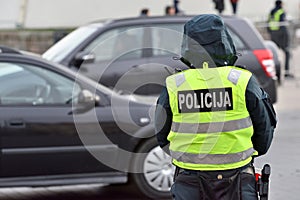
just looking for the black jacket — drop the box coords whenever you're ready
[155,74,276,156]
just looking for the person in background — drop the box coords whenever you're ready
[140,8,150,17]
[173,0,184,15]
[268,0,293,78]
[213,0,225,14]
[165,5,176,16]
[230,0,239,15]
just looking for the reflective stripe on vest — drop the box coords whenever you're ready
[170,147,255,165]
[171,116,252,133]
[269,9,284,31]
[166,66,256,171]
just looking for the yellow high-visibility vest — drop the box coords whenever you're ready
[269,9,284,31]
[166,66,257,171]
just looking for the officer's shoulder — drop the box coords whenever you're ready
[166,68,185,82]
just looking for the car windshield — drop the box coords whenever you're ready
[43,25,99,62]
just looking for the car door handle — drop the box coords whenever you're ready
[7,119,26,128]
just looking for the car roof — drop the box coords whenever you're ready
[90,15,241,26]
[104,14,235,21]
[0,46,22,54]
[88,15,265,50]
[0,46,100,88]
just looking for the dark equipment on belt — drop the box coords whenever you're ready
[257,164,271,200]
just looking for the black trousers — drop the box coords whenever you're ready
[269,29,290,72]
[231,2,238,14]
[283,47,290,72]
[171,166,258,200]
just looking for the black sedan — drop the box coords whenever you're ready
[43,15,278,103]
[0,46,173,199]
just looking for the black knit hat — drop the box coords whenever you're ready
[181,14,237,68]
[275,0,282,6]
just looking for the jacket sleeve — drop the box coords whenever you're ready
[280,11,286,22]
[246,76,277,156]
[155,87,172,153]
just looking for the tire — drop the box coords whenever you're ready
[130,137,174,199]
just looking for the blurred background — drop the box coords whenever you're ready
[1,0,300,54]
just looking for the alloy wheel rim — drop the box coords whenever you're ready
[143,146,175,192]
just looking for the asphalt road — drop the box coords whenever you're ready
[254,46,300,200]
[0,48,300,200]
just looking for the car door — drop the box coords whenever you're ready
[0,60,118,178]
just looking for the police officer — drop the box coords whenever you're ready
[155,14,277,200]
[268,0,292,78]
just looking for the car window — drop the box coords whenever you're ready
[0,62,81,105]
[43,26,99,62]
[227,28,246,50]
[151,24,183,56]
[150,23,246,55]
[83,26,144,62]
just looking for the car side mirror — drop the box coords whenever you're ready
[73,51,95,68]
[70,90,100,114]
[78,89,100,104]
